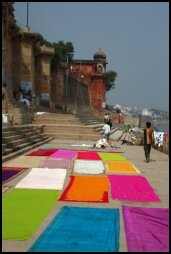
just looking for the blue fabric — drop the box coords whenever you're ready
[29,206,120,252]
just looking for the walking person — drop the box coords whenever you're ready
[103,120,111,142]
[143,121,154,163]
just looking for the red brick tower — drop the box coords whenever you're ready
[69,49,107,110]
[91,49,107,109]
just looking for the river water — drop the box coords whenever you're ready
[153,122,169,133]
[140,117,169,134]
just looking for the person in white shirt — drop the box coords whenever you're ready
[103,121,111,141]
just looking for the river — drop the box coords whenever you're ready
[153,121,169,133]
[140,117,169,134]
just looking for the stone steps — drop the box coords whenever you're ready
[32,110,103,141]
[34,113,78,120]
[2,125,53,160]
[35,119,81,125]
[44,132,101,141]
[43,124,100,133]
[2,137,53,163]
[32,109,125,141]
[7,102,34,125]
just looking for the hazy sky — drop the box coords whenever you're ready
[14,2,169,111]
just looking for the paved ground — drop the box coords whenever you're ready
[2,138,169,252]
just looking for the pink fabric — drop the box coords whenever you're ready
[26,149,58,156]
[123,206,169,252]
[77,152,101,160]
[109,175,160,202]
[40,159,71,169]
[49,150,77,159]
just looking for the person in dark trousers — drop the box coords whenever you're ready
[103,120,111,141]
[143,121,154,163]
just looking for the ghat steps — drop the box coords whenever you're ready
[2,125,53,163]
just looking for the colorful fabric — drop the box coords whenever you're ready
[73,159,105,174]
[40,158,71,169]
[123,206,169,252]
[2,188,59,240]
[109,175,160,202]
[15,168,66,190]
[49,149,77,159]
[26,148,58,156]
[59,176,109,203]
[3,156,46,168]
[2,167,27,184]
[69,148,123,153]
[29,206,120,252]
[106,161,140,174]
[98,152,127,161]
[77,151,101,160]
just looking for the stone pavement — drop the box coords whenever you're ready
[2,139,169,252]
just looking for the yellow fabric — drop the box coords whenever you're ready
[106,161,140,174]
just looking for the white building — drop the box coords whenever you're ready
[142,108,152,117]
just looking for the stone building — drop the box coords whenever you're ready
[2,2,107,113]
[2,2,54,109]
[34,45,54,107]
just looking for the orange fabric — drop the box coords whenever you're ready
[106,161,140,174]
[59,176,109,202]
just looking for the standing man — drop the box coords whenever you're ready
[143,122,154,163]
[103,120,111,142]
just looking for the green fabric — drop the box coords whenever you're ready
[2,188,59,240]
[98,152,127,161]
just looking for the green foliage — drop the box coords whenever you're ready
[102,70,117,92]
[37,33,53,48]
[35,34,74,71]
[51,41,74,70]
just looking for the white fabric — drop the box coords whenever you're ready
[71,144,92,147]
[15,168,66,190]
[154,131,158,145]
[95,138,109,148]
[73,159,105,174]
[154,131,164,147]
[36,112,45,115]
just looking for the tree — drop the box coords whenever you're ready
[37,33,53,48]
[35,35,74,71]
[51,41,74,70]
[102,70,117,92]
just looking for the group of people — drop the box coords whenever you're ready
[13,86,35,109]
[2,82,35,109]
